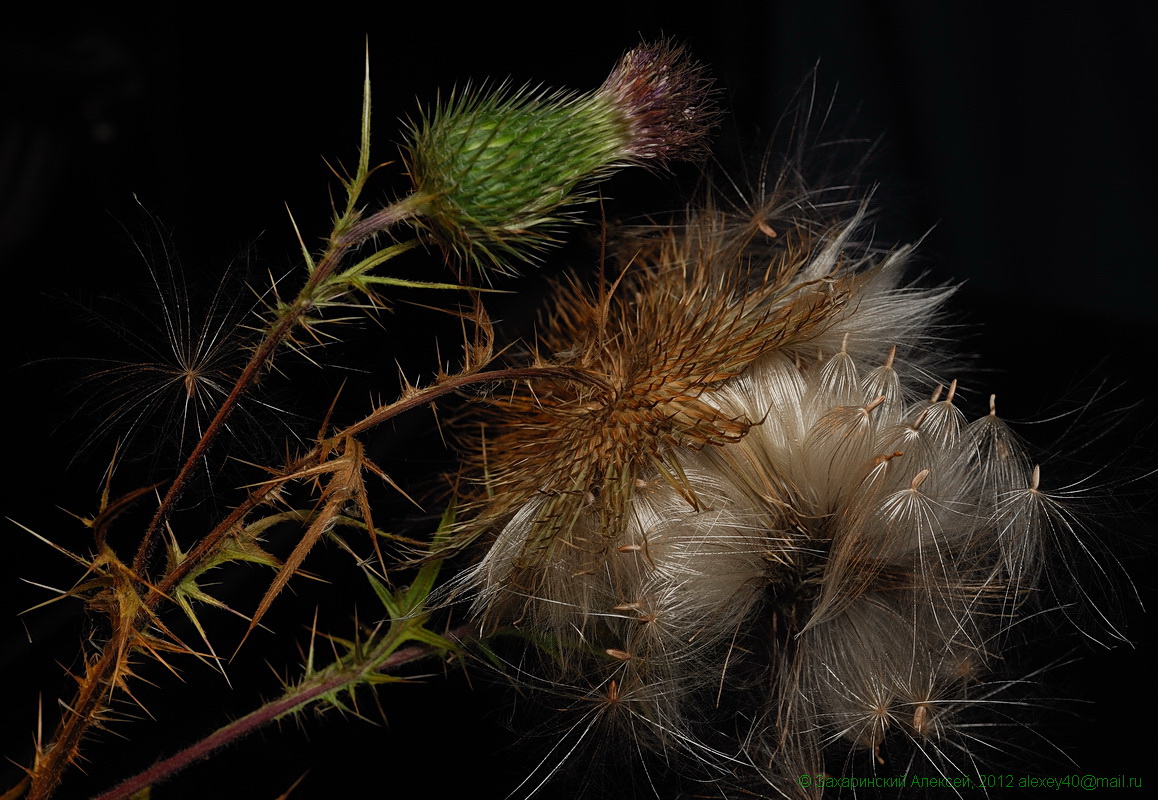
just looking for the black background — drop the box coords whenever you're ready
[3,4,1155,798]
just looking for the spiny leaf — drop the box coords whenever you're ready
[398,626,457,652]
[242,439,366,645]
[284,206,316,275]
[336,239,422,280]
[365,571,400,619]
[354,44,373,205]
[349,275,481,291]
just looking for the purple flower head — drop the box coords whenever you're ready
[597,39,719,167]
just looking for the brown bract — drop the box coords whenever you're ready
[462,207,861,609]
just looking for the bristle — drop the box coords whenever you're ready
[452,169,1092,795]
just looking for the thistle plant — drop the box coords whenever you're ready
[2,35,1134,800]
[5,41,717,800]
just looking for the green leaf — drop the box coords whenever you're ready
[365,570,400,619]
[337,239,423,280]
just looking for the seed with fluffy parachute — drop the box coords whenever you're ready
[450,184,1093,794]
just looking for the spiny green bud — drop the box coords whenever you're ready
[404,40,717,276]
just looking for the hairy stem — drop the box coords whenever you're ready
[131,197,420,575]
[90,623,478,800]
[29,363,592,800]
[153,365,595,600]
[32,201,425,800]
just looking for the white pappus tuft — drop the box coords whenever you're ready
[448,163,1102,797]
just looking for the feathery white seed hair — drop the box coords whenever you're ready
[454,187,1076,796]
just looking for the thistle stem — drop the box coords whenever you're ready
[131,198,419,576]
[30,363,595,800]
[89,624,477,800]
[153,365,600,597]
[337,194,425,245]
[32,200,423,800]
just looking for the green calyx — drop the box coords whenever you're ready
[404,86,632,276]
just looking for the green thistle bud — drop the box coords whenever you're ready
[404,41,717,276]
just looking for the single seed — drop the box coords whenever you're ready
[912,703,930,735]
[911,469,931,491]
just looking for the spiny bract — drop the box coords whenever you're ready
[404,40,716,277]
[454,175,1079,796]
